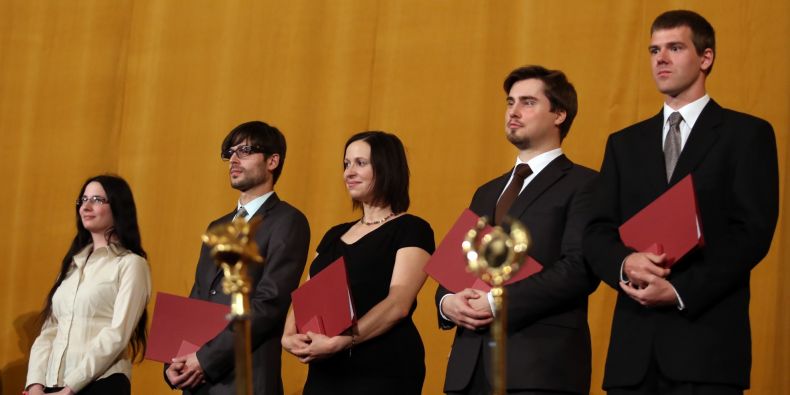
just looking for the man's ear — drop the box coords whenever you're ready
[266,153,280,172]
[554,110,567,126]
[700,47,714,73]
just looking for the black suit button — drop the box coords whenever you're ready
[210,289,217,295]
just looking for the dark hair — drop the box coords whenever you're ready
[39,174,148,363]
[344,131,410,213]
[221,121,287,184]
[503,65,578,141]
[651,10,716,75]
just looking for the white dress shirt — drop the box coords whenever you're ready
[26,244,151,392]
[662,94,710,151]
[236,191,274,220]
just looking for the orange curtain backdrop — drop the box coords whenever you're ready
[0,1,786,394]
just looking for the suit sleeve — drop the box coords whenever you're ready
[506,174,600,331]
[197,209,310,382]
[583,135,636,289]
[671,120,778,318]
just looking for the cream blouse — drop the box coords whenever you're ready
[26,244,151,392]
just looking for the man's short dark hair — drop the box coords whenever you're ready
[222,120,286,184]
[344,131,410,214]
[503,65,578,141]
[651,10,716,75]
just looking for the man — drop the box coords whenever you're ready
[165,121,310,394]
[436,65,599,395]
[584,10,778,395]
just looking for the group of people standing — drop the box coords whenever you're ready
[24,10,778,395]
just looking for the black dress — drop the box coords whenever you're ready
[302,214,435,395]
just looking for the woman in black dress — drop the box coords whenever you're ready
[282,131,434,394]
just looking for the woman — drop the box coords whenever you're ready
[282,131,434,394]
[25,175,151,395]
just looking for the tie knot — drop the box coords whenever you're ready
[513,164,533,180]
[668,111,683,128]
[235,207,249,221]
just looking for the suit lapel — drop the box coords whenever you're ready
[507,155,572,219]
[636,111,669,195]
[670,100,722,184]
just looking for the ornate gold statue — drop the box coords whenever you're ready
[463,216,531,395]
[201,216,264,395]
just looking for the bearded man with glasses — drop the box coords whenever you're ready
[164,120,311,395]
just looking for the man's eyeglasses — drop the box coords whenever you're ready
[77,196,109,206]
[221,145,265,161]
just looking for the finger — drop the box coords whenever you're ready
[619,281,639,298]
[170,369,193,386]
[181,371,203,389]
[459,304,494,319]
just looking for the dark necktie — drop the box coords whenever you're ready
[664,111,683,181]
[495,164,533,225]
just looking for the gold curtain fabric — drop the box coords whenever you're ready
[1,1,786,394]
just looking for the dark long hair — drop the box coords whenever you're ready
[39,174,149,362]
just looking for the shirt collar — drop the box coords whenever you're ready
[514,148,563,176]
[237,191,274,219]
[72,243,125,268]
[663,94,710,130]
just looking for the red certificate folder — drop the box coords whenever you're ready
[291,257,355,336]
[619,174,703,267]
[424,208,543,293]
[145,292,229,363]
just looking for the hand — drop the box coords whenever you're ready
[623,252,670,288]
[297,332,352,363]
[169,352,205,389]
[441,288,494,330]
[281,332,312,359]
[50,387,75,395]
[619,279,678,307]
[26,384,45,395]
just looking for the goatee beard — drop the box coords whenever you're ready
[506,132,529,150]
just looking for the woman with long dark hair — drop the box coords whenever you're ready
[25,175,151,395]
[282,131,435,394]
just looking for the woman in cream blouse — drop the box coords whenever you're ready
[25,175,151,395]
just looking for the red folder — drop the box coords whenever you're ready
[291,257,355,336]
[619,174,703,267]
[145,292,229,363]
[424,209,543,293]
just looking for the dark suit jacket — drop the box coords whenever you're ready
[583,100,779,390]
[179,193,310,395]
[436,154,599,394]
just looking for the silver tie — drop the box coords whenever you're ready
[233,207,249,222]
[664,111,683,181]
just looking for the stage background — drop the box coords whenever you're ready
[1,1,787,394]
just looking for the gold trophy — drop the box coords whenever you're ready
[462,216,530,395]
[202,216,264,395]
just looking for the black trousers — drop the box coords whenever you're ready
[446,352,579,395]
[607,355,742,395]
[44,373,130,395]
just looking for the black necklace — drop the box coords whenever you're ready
[360,212,396,226]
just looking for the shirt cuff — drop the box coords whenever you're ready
[439,293,452,321]
[620,256,630,284]
[487,292,496,317]
[671,284,686,310]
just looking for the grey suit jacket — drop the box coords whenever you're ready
[184,193,310,395]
